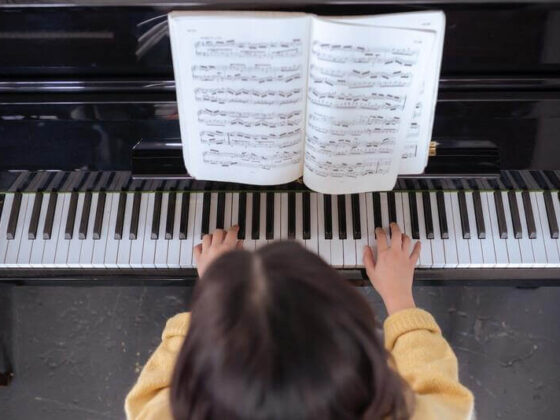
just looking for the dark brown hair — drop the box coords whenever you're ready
[171,241,411,420]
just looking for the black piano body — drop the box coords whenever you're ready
[2,1,560,285]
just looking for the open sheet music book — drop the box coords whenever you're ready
[169,11,445,194]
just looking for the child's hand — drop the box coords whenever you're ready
[363,223,421,315]
[194,226,243,277]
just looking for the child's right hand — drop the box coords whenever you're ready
[363,223,421,315]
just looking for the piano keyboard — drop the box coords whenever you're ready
[3,170,560,270]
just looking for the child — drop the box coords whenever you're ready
[125,224,474,419]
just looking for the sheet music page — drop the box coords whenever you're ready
[303,18,435,194]
[330,12,445,174]
[168,12,310,184]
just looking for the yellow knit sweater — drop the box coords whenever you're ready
[125,308,474,419]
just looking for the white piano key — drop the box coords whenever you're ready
[330,195,344,268]
[295,192,304,246]
[464,192,484,267]
[78,192,99,267]
[65,193,85,267]
[180,193,197,268]
[366,192,377,252]
[167,193,182,268]
[141,193,156,267]
[223,192,233,230]
[193,192,205,262]
[485,192,509,268]
[477,192,497,267]
[243,193,256,251]
[273,193,281,241]
[208,192,218,233]
[380,192,390,236]
[255,192,267,249]
[441,192,459,268]
[534,192,560,266]
[449,193,471,268]
[280,193,288,240]
[317,194,331,263]
[0,193,14,264]
[29,192,50,267]
[43,193,66,267]
[415,192,432,268]
[129,193,148,269]
[395,193,405,229]
[4,194,29,267]
[154,192,169,268]
[515,191,535,267]
[501,191,522,267]
[103,192,121,268]
[355,193,369,264]
[230,193,239,232]
[343,195,357,268]
[428,192,446,268]
[117,192,134,268]
[305,193,319,254]
[14,194,34,266]
[526,192,548,267]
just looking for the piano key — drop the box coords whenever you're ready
[243,192,256,251]
[44,193,68,267]
[272,193,281,242]
[78,191,92,239]
[29,192,50,267]
[323,195,333,240]
[302,191,311,240]
[78,192,99,267]
[515,191,535,266]
[114,192,126,239]
[521,191,537,239]
[484,192,508,268]
[91,191,115,267]
[551,190,560,240]
[167,192,182,268]
[435,190,449,239]
[440,193,459,267]
[493,190,508,239]
[317,194,331,263]
[543,191,559,238]
[474,192,496,266]
[356,193,369,262]
[165,192,176,239]
[351,194,361,239]
[224,192,233,230]
[208,192,218,233]
[266,192,274,240]
[501,191,523,267]
[0,194,4,225]
[427,192,445,268]
[251,192,260,240]
[179,193,197,268]
[532,192,560,267]
[216,191,225,229]
[66,193,85,267]
[457,191,470,239]
[544,170,560,189]
[280,193,288,240]
[179,192,191,240]
[407,191,420,239]
[93,192,106,240]
[117,192,135,268]
[140,193,157,267]
[154,192,170,268]
[28,192,43,239]
[330,193,344,268]
[294,192,304,245]
[11,194,33,266]
[530,170,550,189]
[288,192,296,239]
[129,193,148,268]
[380,193,390,239]
[415,192,433,267]
[464,192,484,267]
[231,193,240,237]
[449,192,471,268]
[395,193,405,230]
[337,195,347,240]
[7,192,22,240]
[365,192,377,251]
[372,192,382,231]
[129,191,141,240]
[387,192,397,224]
[400,192,412,250]
[343,195,357,267]
[201,192,211,237]
[64,192,78,240]
[0,194,14,263]
[43,192,58,240]
[507,191,523,239]
[256,193,267,249]
[471,191,486,239]
[151,191,162,240]
[421,191,434,239]
[237,192,247,240]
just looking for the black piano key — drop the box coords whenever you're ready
[507,191,523,239]
[302,192,311,240]
[387,192,397,224]
[78,191,92,239]
[351,194,361,240]
[435,191,449,239]
[457,191,471,239]
[471,191,486,239]
[372,192,382,231]
[201,192,211,238]
[288,192,296,239]
[216,192,225,230]
[266,192,274,240]
[93,192,106,240]
[543,191,559,239]
[179,193,190,240]
[28,193,43,240]
[324,195,333,240]
[521,191,537,239]
[64,192,78,240]
[251,192,260,240]
[0,194,4,225]
[493,191,508,239]
[114,192,126,239]
[510,171,528,189]
[421,192,434,239]
[43,193,57,240]
[407,192,420,240]
[544,170,560,189]
[237,192,247,240]
[337,195,347,240]
[530,170,550,190]
[151,191,163,240]
[165,192,176,239]
[129,192,141,240]
[7,192,22,240]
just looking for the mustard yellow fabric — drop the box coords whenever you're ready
[125,308,474,420]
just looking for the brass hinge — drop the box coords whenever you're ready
[429,141,438,157]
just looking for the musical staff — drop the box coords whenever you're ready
[311,41,417,65]
[200,129,302,148]
[192,64,302,84]
[309,65,412,88]
[195,38,303,58]
[308,88,405,110]
[203,150,301,170]
[195,87,303,106]
[197,109,302,128]
[305,152,392,178]
[308,112,401,128]
[306,134,395,156]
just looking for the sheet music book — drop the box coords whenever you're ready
[168,11,445,194]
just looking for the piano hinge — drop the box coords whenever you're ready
[429,141,438,157]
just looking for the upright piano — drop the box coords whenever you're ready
[2,1,560,286]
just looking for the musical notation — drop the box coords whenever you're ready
[200,129,302,149]
[308,112,401,128]
[407,122,420,138]
[195,87,303,106]
[308,88,405,111]
[402,144,418,159]
[305,152,392,178]
[198,109,302,128]
[311,41,417,65]
[192,64,302,84]
[195,39,303,58]
[306,134,395,156]
[308,121,396,137]
[309,65,412,89]
[203,150,301,170]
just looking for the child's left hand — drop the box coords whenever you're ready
[194,226,243,277]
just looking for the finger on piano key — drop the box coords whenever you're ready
[464,192,484,267]
[129,193,148,269]
[280,192,288,240]
[295,192,305,246]
[29,192,50,267]
[154,192,170,268]
[415,192,433,268]
[485,192,508,268]
[428,192,446,268]
[243,192,256,251]
[117,192,135,268]
[343,194,357,267]
[180,193,198,268]
[265,192,274,240]
[330,194,344,268]
[66,193,85,267]
[216,191,226,230]
[223,192,233,231]
[317,194,331,263]
[501,190,522,267]
[13,194,33,267]
[516,191,536,267]
[255,192,267,249]
[380,192,391,237]
[251,192,260,241]
[167,192,182,268]
[533,192,560,267]
[441,192,459,268]
[78,192,99,267]
[272,193,281,242]
[209,192,218,234]
[28,192,43,240]
[165,192,176,240]
[449,192,471,268]
[103,192,122,268]
[230,192,240,239]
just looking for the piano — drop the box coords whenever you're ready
[2,1,560,286]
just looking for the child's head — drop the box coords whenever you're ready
[171,241,410,420]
